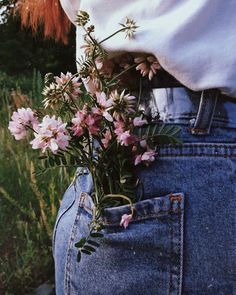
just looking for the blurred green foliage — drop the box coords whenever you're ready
[0,1,78,293]
[0,2,76,76]
[0,77,75,294]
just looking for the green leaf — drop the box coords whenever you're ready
[83,245,96,252]
[81,249,92,255]
[54,156,61,165]
[61,156,67,166]
[70,156,76,165]
[77,251,81,262]
[90,232,104,238]
[75,237,87,248]
[44,159,49,169]
[49,157,55,166]
[151,124,158,136]
[38,155,47,160]
[87,240,100,247]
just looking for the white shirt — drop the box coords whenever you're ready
[60,0,236,97]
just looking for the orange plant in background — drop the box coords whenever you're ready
[17,0,71,43]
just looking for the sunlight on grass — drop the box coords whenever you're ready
[0,73,74,294]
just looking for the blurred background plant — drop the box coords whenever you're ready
[0,0,76,293]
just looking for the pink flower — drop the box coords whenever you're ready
[8,107,38,140]
[55,72,82,100]
[120,214,132,229]
[84,114,101,135]
[118,130,137,146]
[30,115,70,154]
[133,116,148,127]
[71,107,87,137]
[135,55,161,80]
[114,119,125,138]
[96,92,114,122]
[134,154,142,166]
[134,149,157,166]
[72,107,101,137]
[101,130,112,148]
[82,76,98,95]
[142,150,156,162]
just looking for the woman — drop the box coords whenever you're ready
[19,1,236,294]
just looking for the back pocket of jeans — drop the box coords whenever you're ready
[74,192,184,295]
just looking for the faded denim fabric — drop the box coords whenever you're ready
[53,88,236,295]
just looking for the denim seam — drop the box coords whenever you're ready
[177,199,183,295]
[64,198,82,294]
[102,209,183,226]
[168,198,183,295]
[158,143,236,148]
[52,184,76,258]
[158,154,236,158]
[157,143,236,157]
[169,201,174,295]
[52,198,75,258]
[178,202,184,295]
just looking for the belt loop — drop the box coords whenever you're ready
[189,89,219,135]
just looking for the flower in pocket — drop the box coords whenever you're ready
[120,214,132,229]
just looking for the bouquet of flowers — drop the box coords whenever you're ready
[8,11,181,262]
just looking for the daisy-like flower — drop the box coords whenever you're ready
[42,82,62,109]
[110,90,136,120]
[120,214,132,228]
[30,115,70,154]
[8,107,39,140]
[96,92,114,122]
[55,72,82,101]
[135,55,161,80]
[121,17,139,39]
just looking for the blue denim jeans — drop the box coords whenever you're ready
[53,88,236,295]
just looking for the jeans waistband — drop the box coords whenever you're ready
[146,87,236,129]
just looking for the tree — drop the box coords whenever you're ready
[0,0,76,76]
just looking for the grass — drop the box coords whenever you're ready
[0,73,75,294]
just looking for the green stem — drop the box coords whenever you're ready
[61,73,80,93]
[102,194,135,215]
[107,63,137,86]
[99,28,126,44]
[137,76,142,110]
